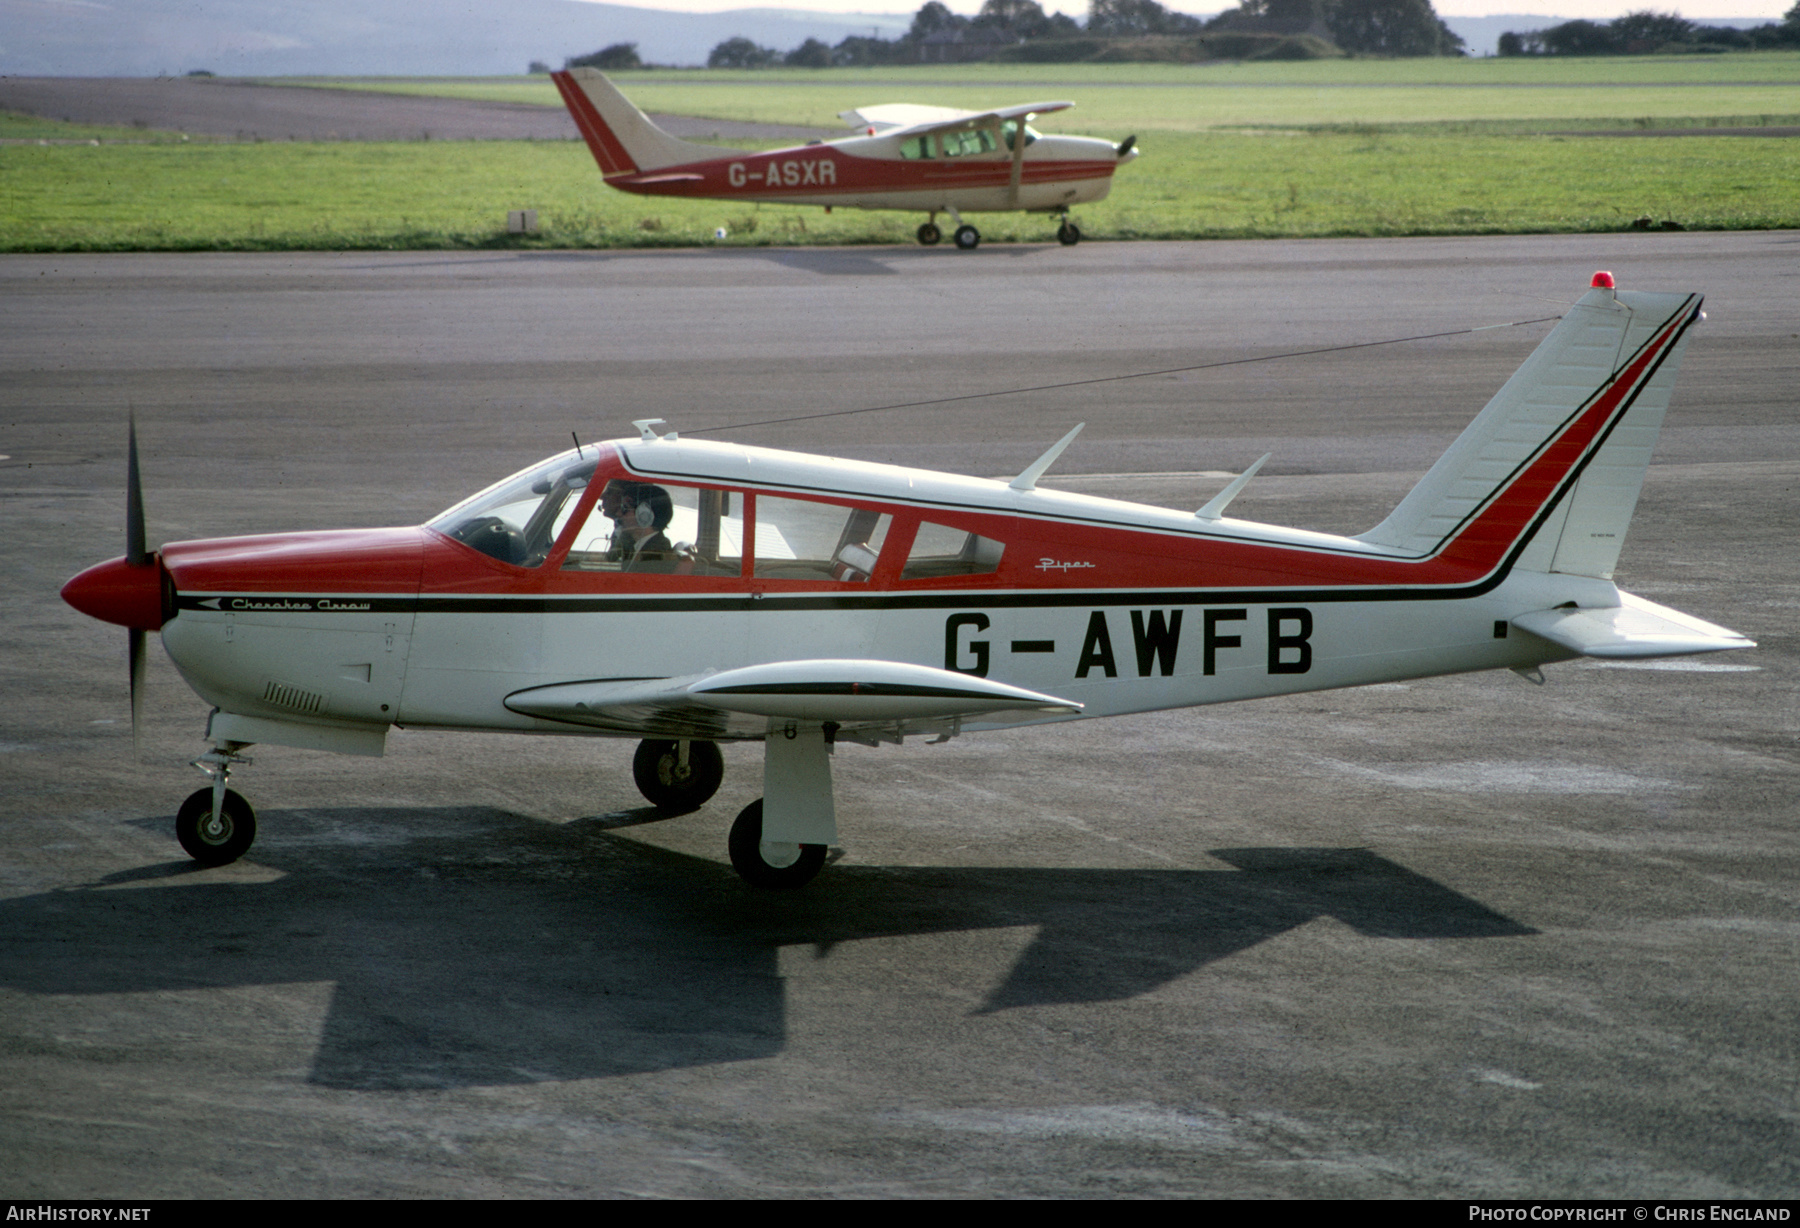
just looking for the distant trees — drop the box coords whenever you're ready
[689,0,1479,68]
[1324,0,1463,55]
[1087,0,1204,37]
[707,37,780,68]
[566,43,643,70]
[1500,7,1800,54]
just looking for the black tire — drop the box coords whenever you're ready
[953,225,980,251]
[632,738,724,812]
[917,222,941,246]
[1057,221,1081,246]
[176,787,257,866]
[727,799,826,889]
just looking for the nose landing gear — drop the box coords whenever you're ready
[176,742,257,865]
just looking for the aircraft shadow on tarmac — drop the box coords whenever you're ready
[0,807,1533,1090]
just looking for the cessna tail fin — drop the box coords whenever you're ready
[1360,275,1703,581]
[552,68,737,176]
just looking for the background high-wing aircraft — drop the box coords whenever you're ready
[550,67,1139,249]
[62,275,1752,889]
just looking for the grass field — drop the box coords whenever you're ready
[295,53,1800,133]
[3,55,1796,252]
[4,128,1792,252]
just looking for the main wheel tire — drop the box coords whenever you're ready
[1057,221,1081,246]
[917,222,942,246]
[953,225,980,251]
[633,738,724,812]
[176,787,257,866]
[728,799,826,889]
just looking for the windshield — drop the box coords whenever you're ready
[429,449,598,567]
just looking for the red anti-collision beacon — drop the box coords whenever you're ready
[1591,270,1616,289]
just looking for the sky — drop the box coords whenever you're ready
[574,0,1791,21]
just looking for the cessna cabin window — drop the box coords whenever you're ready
[900,520,1004,580]
[562,481,745,577]
[753,496,892,583]
[940,128,996,158]
[897,134,934,160]
[429,451,596,568]
[1000,120,1040,151]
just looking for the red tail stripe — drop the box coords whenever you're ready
[552,71,637,177]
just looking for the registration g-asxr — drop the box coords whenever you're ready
[62,275,1752,888]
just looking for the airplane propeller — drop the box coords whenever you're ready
[1116,135,1136,158]
[125,410,150,757]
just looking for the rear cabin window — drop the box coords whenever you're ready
[897,135,934,160]
[753,496,892,583]
[562,480,745,577]
[901,521,1005,580]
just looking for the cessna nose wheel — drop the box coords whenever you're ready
[1057,220,1081,246]
[916,222,941,246]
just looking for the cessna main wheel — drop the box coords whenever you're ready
[728,799,826,889]
[175,787,257,866]
[633,738,724,812]
[953,225,980,251]
[1057,221,1081,246]
[917,222,941,246]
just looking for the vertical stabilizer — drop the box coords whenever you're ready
[551,68,737,175]
[1358,279,1702,579]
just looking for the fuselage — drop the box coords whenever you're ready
[604,132,1127,213]
[141,437,1592,743]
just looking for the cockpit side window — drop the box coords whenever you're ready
[562,480,746,577]
[1001,119,1040,151]
[897,134,935,160]
[429,452,597,568]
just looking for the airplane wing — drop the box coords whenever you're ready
[839,104,976,132]
[504,660,1081,741]
[1511,592,1754,659]
[840,101,1075,135]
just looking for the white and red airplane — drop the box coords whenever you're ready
[63,274,1751,888]
[550,67,1138,249]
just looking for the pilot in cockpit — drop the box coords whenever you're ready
[599,480,676,572]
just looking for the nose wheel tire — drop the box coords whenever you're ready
[633,738,724,812]
[175,787,257,866]
[953,225,980,251]
[728,799,826,889]
[1057,221,1081,246]
[916,222,941,246]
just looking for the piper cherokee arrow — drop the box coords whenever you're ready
[62,274,1752,888]
[550,67,1139,249]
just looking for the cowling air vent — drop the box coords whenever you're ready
[263,681,324,714]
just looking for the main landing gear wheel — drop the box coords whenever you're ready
[916,221,941,246]
[175,787,257,866]
[1057,221,1081,246]
[953,224,980,251]
[633,738,724,812]
[728,799,826,889]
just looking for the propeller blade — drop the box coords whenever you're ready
[126,408,147,567]
[1116,134,1136,158]
[129,626,145,760]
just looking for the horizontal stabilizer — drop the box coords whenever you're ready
[506,660,1080,739]
[1512,592,1754,659]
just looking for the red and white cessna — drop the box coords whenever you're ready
[62,275,1751,888]
[551,67,1138,249]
